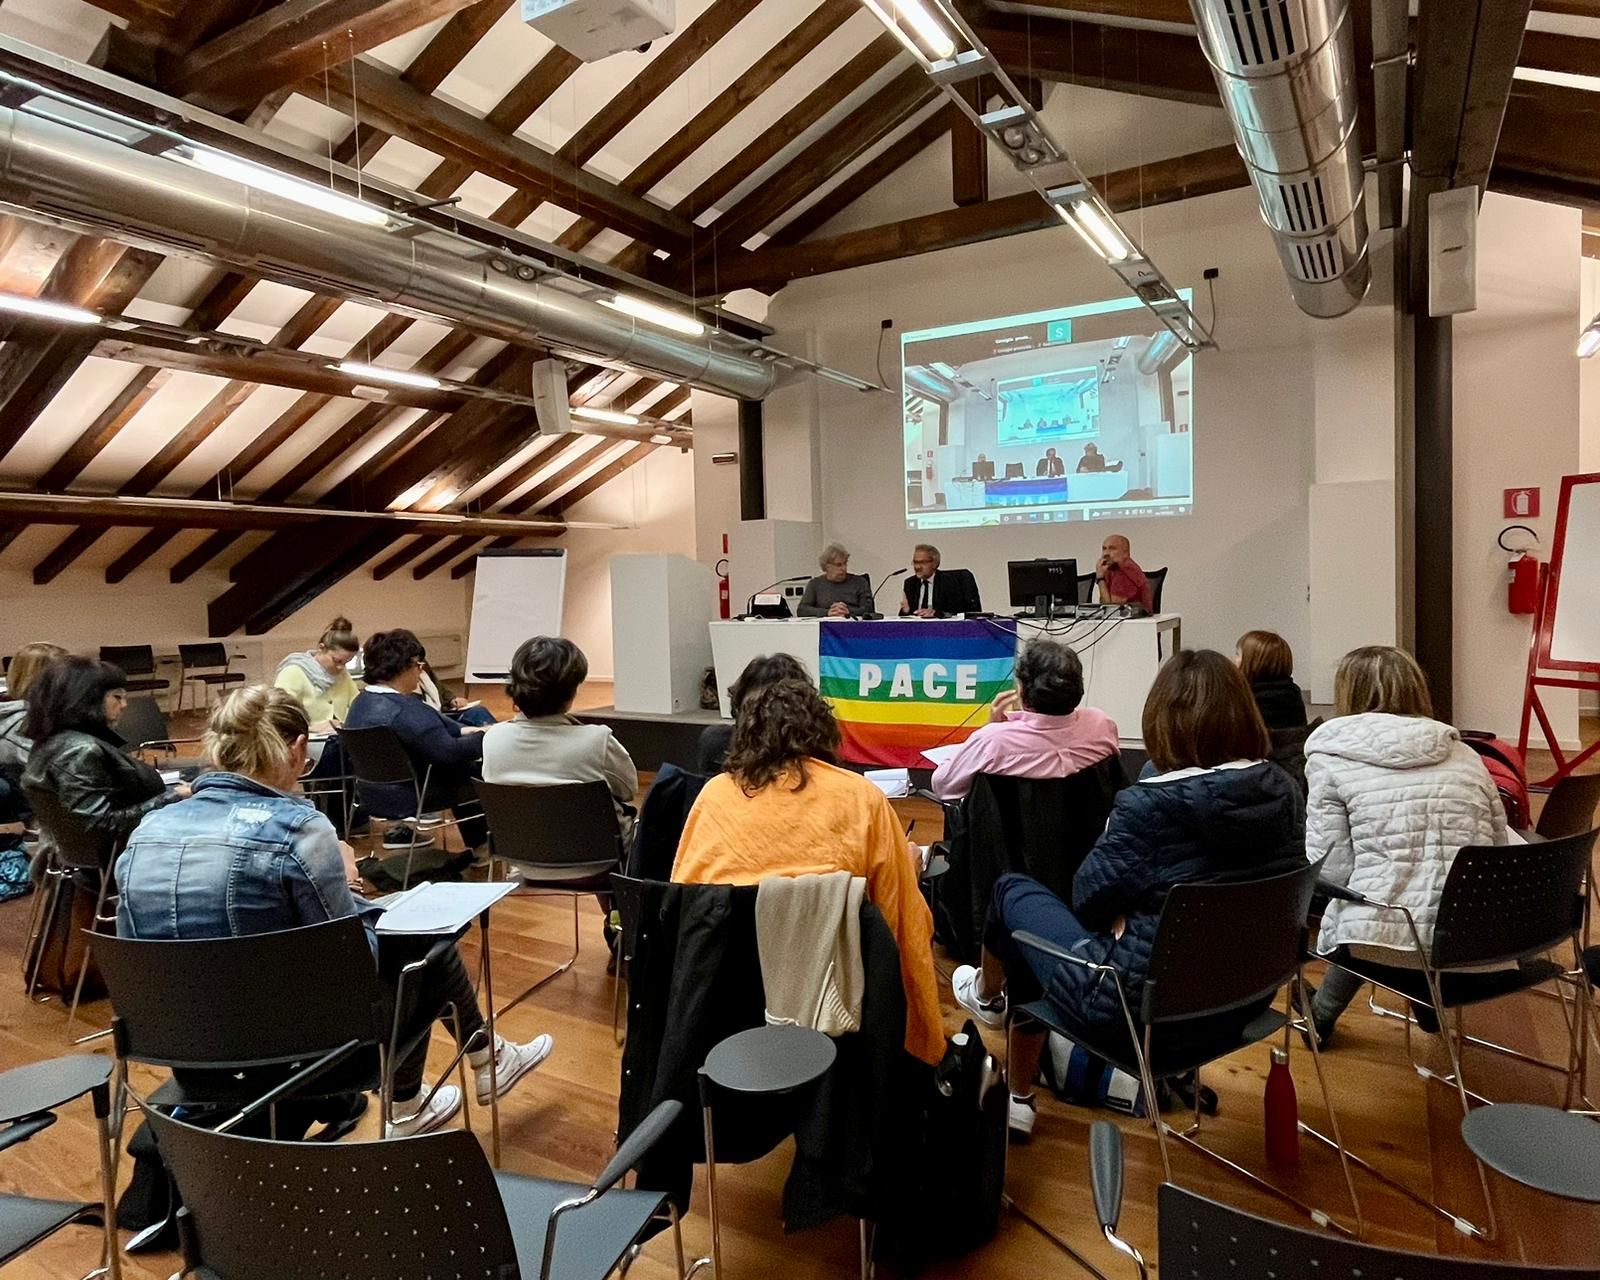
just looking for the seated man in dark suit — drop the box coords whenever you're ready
[971,453,996,481]
[900,543,983,618]
[1036,447,1065,477]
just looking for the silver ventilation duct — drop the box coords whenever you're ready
[0,104,779,401]
[1188,0,1370,318]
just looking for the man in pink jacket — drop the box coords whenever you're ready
[930,639,1120,802]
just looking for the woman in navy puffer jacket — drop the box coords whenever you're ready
[952,649,1306,1137]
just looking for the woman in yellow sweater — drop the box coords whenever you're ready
[672,676,945,1066]
[274,617,360,729]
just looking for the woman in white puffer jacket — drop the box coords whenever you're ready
[1304,646,1507,1041]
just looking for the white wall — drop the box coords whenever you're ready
[555,444,699,679]
[1453,195,1582,740]
[729,185,1583,738]
[761,185,1328,670]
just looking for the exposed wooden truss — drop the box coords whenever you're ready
[0,0,1588,633]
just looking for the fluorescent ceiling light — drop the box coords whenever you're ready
[334,360,442,390]
[1072,202,1133,262]
[1579,319,1600,360]
[176,146,392,228]
[573,405,642,427]
[0,292,101,325]
[599,293,705,336]
[862,0,956,62]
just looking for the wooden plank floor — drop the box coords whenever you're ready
[0,687,1596,1277]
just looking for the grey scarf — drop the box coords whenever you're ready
[276,650,336,694]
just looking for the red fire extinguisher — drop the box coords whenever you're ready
[1501,526,1539,616]
[717,533,731,619]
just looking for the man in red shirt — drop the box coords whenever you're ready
[1095,534,1154,612]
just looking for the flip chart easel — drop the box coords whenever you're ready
[1518,473,1600,787]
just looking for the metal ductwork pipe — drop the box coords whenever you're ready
[0,105,779,400]
[1188,0,1370,318]
[904,365,960,404]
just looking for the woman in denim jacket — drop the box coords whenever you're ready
[115,685,553,1137]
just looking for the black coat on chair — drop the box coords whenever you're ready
[934,759,1127,964]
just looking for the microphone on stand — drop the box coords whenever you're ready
[863,568,907,620]
[741,575,809,618]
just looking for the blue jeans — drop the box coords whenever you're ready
[984,872,1098,1007]
[451,706,497,729]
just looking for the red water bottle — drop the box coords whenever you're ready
[1264,1046,1300,1167]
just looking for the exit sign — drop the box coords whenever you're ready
[1046,319,1074,343]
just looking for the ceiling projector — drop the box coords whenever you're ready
[521,0,675,61]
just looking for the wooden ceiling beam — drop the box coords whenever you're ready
[607,33,904,275]
[971,10,1220,106]
[772,104,958,247]
[552,442,657,515]
[557,0,858,254]
[1492,79,1600,208]
[331,0,515,165]
[673,67,939,287]
[0,245,165,463]
[0,493,567,537]
[1518,30,1600,77]
[31,293,347,584]
[166,0,486,112]
[446,440,617,579]
[321,58,695,252]
[386,431,590,580]
[701,143,1249,294]
[649,385,691,419]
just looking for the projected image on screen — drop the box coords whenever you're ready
[902,294,1194,531]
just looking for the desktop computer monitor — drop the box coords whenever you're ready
[1008,557,1078,613]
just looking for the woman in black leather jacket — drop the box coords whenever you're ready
[21,656,184,870]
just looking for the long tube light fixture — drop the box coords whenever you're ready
[854,0,1212,350]
[573,405,643,427]
[1580,312,1600,360]
[334,360,443,390]
[598,293,705,336]
[0,291,101,325]
[173,145,393,228]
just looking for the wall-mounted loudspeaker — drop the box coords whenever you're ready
[531,358,572,435]
[1428,186,1478,317]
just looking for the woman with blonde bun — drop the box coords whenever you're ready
[275,617,361,730]
[115,685,554,1138]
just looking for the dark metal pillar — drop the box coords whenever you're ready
[1411,309,1453,721]
[738,399,765,522]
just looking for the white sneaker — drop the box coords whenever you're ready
[385,1084,462,1138]
[473,1033,554,1105]
[1009,1092,1038,1139]
[952,965,1007,1030]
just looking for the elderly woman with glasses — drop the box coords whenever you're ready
[797,543,874,618]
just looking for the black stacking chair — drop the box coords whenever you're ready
[0,1054,120,1279]
[143,1096,687,1280]
[93,918,482,1145]
[475,780,625,1016]
[99,645,168,699]
[117,696,204,776]
[1145,566,1168,612]
[1536,773,1600,839]
[1011,860,1362,1251]
[1075,572,1096,605]
[176,642,244,712]
[1318,828,1597,1239]
[1087,1119,1598,1280]
[339,724,460,888]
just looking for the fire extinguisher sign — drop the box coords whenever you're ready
[1504,487,1540,519]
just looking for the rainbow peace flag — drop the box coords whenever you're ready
[820,619,1019,768]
